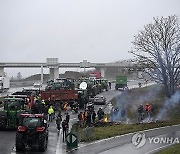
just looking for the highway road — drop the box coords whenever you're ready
[0,83,121,154]
[0,79,160,154]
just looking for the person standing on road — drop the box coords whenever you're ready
[62,119,69,142]
[65,112,70,123]
[43,105,49,120]
[48,106,54,122]
[109,82,111,90]
[56,116,62,131]
[78,112,83,127]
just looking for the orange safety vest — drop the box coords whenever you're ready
[64,102,68,110]
[81,113,85,121]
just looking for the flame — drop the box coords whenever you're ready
[104,117,108,122]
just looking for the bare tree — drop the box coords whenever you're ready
[130,15,180,97]
[17,72,22,80]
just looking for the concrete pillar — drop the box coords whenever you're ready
[41,65,43,83]
[49,68,59,80]
[0,67,4,77]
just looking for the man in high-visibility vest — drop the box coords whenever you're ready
[63,102,68,112]
[48,106,54,122]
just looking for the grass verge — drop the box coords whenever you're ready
[71,120,180,142]
[156,143,180,154]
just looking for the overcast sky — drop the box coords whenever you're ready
[0,0,180,77]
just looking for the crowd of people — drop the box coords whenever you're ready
[32,95,108,142]
[77,107,105,127]
[137,103,154,122]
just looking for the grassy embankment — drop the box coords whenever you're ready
[71,84,180,142]
[71,120,180,142]
[156,143,180,154]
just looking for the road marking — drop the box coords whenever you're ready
[144,143,175,154]
[67,124,180,153]
[56,129,62,154]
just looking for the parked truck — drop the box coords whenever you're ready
[0,77,10,92]
[115,76,127,90]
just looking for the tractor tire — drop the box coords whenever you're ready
[0,119,6,129]
[38,133,47,152]
[15,132,24,152]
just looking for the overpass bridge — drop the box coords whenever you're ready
[0,58,138,81]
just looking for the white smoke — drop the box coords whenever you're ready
[156,90,180,120]
[110,85,163,122]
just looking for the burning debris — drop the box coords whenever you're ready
[103,117,108,123]
[94,117,121,127]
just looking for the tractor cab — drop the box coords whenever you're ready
[16,114,48,152]
[0,98,27,129]
[4,98,26,111]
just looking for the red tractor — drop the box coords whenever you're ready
[15,114,49,152]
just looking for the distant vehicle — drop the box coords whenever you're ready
[0,77,10,92]
[93,95,106,105]
[33,82,42,88]
[115,76,127,90]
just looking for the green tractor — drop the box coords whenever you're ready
[0,98,26,129]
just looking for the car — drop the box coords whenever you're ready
[93,95,106,105]
[15,114,49,152]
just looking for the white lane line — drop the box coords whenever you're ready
[145,143,175,154]
[56,129,62,154]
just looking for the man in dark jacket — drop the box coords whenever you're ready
[92,110,96,124]
[56,116,62,131]
[97,108,104,121]
[65,112,70,123]
[86,111,91,127]
[62,120,69,142]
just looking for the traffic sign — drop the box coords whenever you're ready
[66,133,78,149]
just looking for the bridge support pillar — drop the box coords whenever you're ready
[0,67,4,77]
[47,58,59,80]
[41,65,43,83]
[49,68,59,80]
[96,68,106,78]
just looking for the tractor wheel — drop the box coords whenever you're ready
[38,133,47,152]
[15,132,24,152]
[0,119,6,129]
